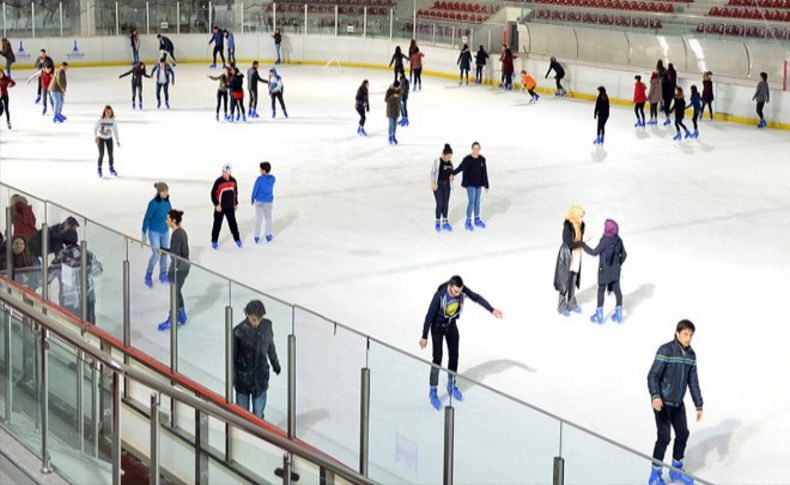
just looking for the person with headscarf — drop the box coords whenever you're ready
[582,219,627,324]
[556,205,585,316]
[262,67,287,119]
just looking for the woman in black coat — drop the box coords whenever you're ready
[593,86,609,145]
[582,219,627,324]
[388,46,408,82]
[557,205,585,316]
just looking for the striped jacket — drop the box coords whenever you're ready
[647,339,703,410]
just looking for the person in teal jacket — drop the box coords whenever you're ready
[141,182,172,287]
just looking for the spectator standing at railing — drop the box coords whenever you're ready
[49,229,103,324]
[0,70,15,130]
[545,56,566,96]
[753,71,769,129]
[233,299,281,419]
[633,75,647,128]
[689,85,701,139]
[158,210,190,331]
[156,33,177,66]
[0,236,39,282]
[701,71,714,120]
[647,71,661,126]
[355,79,369,137]
[29,216,80,258]
[0,37,15,76]
[142,182,172,288]
[129,28,141,65]
[593,86,609,145]
[457,44,472,86]
[224,29,237,66]
[119,62,152,110]
[388,46,408,82]
[409,47,424,91]
[48,62,69,123]
[273,29,282,65]
[474,45,488,84]
[33,49,54,105]
[209,25,226,69]
[10,194,37,239]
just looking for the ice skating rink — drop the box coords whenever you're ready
[1,63,789,483]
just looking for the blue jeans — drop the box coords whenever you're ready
[132,48,140,65]
[51,91,64,116]
[275,45,281,63]
[400,98,408,119]
[388,117,397,137]
[146,231,169,275]
[465,186,482,219]
[236,390,268,419]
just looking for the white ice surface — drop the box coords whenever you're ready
[1,64,789,484]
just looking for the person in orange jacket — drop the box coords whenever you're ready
[520,70,539,102]
[633,74,647,128]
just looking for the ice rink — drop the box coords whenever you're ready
[1,63,789,483]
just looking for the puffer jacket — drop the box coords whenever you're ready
[582,235,627,285]
[12,201,37,238]
[648,338,703,410]
[553,244,572,294]
[233,318,281,394]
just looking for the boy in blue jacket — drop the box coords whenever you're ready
[251,161,275,244]
[141,182,172,287]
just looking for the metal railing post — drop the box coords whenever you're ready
[41,224,48,300]
[389,8,392,40]
[554,421,565,485]
[31,2,35,38]
[240,2,244,33]
[40,328,52,474]
[320,468,336,485]
[112,371,121,485]
[80,240,88,330]
[169,272,178,425]
[146,1,150,34]
[77,352,84,453]
[224,305,233,460]
[59,2,63,37]
[451,26,455,49]
[303,4,306,37]
[5,207,12,282]
[115,2,119,36]
[287,334,296,438]
[363,6,366,38]
[2,2,6,38]
[209,1,213,29]
[196,404,209,484]
[3,309,10,425]
[282,453,292,485]
[91,360,99,457]
[433,24,436,45]
[359,367,370,476]
[443,406,454,485]
[334,5,338,36]
[150,393,160,485]
[412,0,416,39]
[176,1,180,35]
[122,259,130,397]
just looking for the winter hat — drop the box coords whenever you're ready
[154,182,169,192]
[222,163,232,173]
[604,219,619,237]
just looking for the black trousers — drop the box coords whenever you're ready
[634,102,645,122]
[393,66,404,82]
[249,87,258,111]
[97,138,114,167]
[555,74,564,91]
[355,104,366,127]
[211,208,240,243]
[212,45,225,65]
[429,324,459,386]
[597,116,608,137]
[131,82,142,103]
[653,403,690,462]
[413,67,422,90]
[459,68,469,82]
[597,281,622,307]
[37,76,43,96]
[475,64,484,82]
[271,92,286,113]
[662,93,673,117]
[702,99,713,119]
[675,117,687,134]
[0,94,9,123]
[169,268,189,309]
[156,83,169,102]
[434,182,450,220]
[756,101,765,120]
[216,90,227,115]
[692,107,700,130]
[649,102,659,119]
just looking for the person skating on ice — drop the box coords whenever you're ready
[408,39,418,84]
[500,48,516,90]
[141,182,172,288]
[647,71,661,126]
[209,25,226,68]
[657,60,673,126]
[385,81,401,145]
[151,57,175,109]
[701,71,714,120]
[49,62,69,123]
[753,71,769,129]
[211,164,242,249]
[581,219,627,324]
[388,46,408,82]
[251,162,276,244]
[158,209,190,330]
[544,56,566,96]
[94,105,120,178]
[670,87,691,141]
[689,85,701,139]
[474,45,488,84]
[452,141,489,230]
[431,144,455,232]
[555,205,585,316]
[398,72,410,127]
[409,47,424,91]
[519,70,539,102]
[229,67,247,122]
[593,86,609,145]
[261,67,287,119]
[420,275,502,409]
[0,37,14,76]
[633,75,647,128]
[208,66,231,121]
[119,61,152,110]
[33,49,54,105]
[647,320,703,485]
[224,29,237,65]
[247,61,262,118]
[156,33,177,66]
[0,70,15,129]
[457,43,472,86]
[355,79,369,136]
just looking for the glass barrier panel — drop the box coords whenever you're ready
[83,222,126,340]
[213,1,241,31]
[306,4,335,36]
[5,2,32,38]
[229,424,322,484]
[0,310,5,420]
[33,2,60,38]
[245,0,275,33]
[563,422,655,484]
[63,0,86,37]
[392,9,412,42]
[179,2,212,34]
[338,6,364,37]
[367,341,444,484]
[149,1,179,35]
[293,307,366,469]
[365,7,390,40]
[274,2,304,35]
[118,2,147,35]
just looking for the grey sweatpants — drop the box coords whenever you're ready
[254,201,273,238]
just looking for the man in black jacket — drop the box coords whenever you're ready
[545,56,566,96]
[233,300,280,419]
[28,216,80,258]
[420,275,502,410]
[210,164,241,249]
[156,33,176,65]
[646,320,703,485]
[453,142,489,232]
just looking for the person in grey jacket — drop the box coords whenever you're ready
[158,210,190,330]
[431,144,455,232]
[647,320,703,485]
[385,81,401,145]
[753,71,769,129]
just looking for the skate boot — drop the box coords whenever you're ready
[442,221,453,232]
[573,305,582,314]
[684,130,692,139]
[109,167,118,177]
[464,218,474,231]
[635,120,642,128]
[272,110,276,119]
[648,466,667,485]
[235,240,243,248]
[159,272,169,284]
[131,101,136,110]
[447,377,463,401]
[284,110,288,118]
[692,129,699,138]
[242,113,247,122]
[165,101,170,110]
[35,95,41,104]
[435,221,441,233]
[211,241,219,250]
[157,100,161,109]
[669,460,694,485]
[177,308,188,325]
[210,63,217,69]
[360,127,368,136]
[758,119,766,129]
[599,135,605,144]
[474,218,486,229]
[429,386,441,410]
[392,136,398,145]
[97,168,103,178]
[216,113,220,122]
[388,135,394,145]
[612,306,623,323]
[590,307,604,324]
[42,106,47,115]
[265,234,273,243]
[144,272,154,288]
[533,94,540,102]
[663,119,671,126]
[357,126,362,136]
[673,132,682,141]
[254,236,261,244]
[157,315,172,331]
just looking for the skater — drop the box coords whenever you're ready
[0,37,15,76]
[141,182,172,288]
[453,142,489,230]
[593,86,609,145]
[420,275,503,410]
[545,56,566,96]
[151,58,175,109]
[251,162,276,244]
[210,164,242,249]
[49,229,103,324]
[229,67,246,122]
[388,46,408,82]
[33,49,54,104]
[519,70,539,102]
[156,33,177,65]
[355,79,369,136]
[501,48,515,90]
[224,29,236,65]
[582,219,627,324]
[209,25,226,68]
[273,30,282,64]
[119,61,152,110]
[158,209,190,330]
[647,320,703,485]
[263,67,287,119]
[474,45,488,84]
[409,47,424,91]
[753,71,769,129]
[430,143,455,232]
[670,87,691,141]
[208,66,231,121]
[398,72,410,127]
[555,205,585,316]
[94,105,120,177]
[385,81,401,145]
[233,299,281,419]
[408,39,419,84]
[247,61,262,118]
[48,62,69,123]
[28,65,55,116]
[647,71,661,126]
[659,61,675,125]
[701,71,714,120]
[10,194,37,239]
[129,28,141,65]
[633,75,647,127]
[457,44,472,86]
[0,70,15,129]
[689,85,701,138]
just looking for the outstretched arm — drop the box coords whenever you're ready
[462,287,502,318]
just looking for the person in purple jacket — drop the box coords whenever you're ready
[251,161,275,244]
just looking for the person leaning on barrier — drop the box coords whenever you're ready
[48,228,103,324]
[28,215,80,258]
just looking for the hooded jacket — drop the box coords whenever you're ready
[422,283,494,339]
[233,318,281,394]
[582,221,627,286]
[385,87,400,119]
[647,338,703,410]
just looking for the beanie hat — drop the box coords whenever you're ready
[154,182,169,192]
[222,163,232,173]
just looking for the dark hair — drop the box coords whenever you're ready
[760,71,768,81]
[244,299,267,317]
[442,143,453,155]
[479,45,485,51]
[675,86,684,96]
[598,86,607,95]
[462,43,469,50]
[40,48,47,53]
[471,141,480,148]
[691,84,698,93]
[62,61,69,66]
[448,275,464,288]
[393,80,400,88]
[394,46,402,55]
[252,60,259,66]
[64,216,80,228]
[156,33,162,38]
[63,229,79,245]
[676,319,695,334]
[359,79,369,93]
[260,161,271,173]
[634,74,641,81]
[167,209,184,225]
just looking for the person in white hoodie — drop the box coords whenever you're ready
[94,105,120,178]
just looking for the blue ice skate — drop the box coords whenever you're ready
[235,240,243,248]
[648,466,667,485]
[447,377,463,401]
[435,221,441,233]
[464,218,474,231]
[474,218,486,229]
[590,307,604,324]
[673,132,682,141]
[211,241,219,250]
[669,460,694,485]
[265,234,273,243]
[429,387,441,410]
[159,272,169,284]
[442,221,453,232]
[612,306,623,323]
[144,272,154,288]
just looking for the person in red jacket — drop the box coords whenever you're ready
[27,65,54,115]
[210,163,242,250]
[10,194,37,239]
[633,74,647,128]
[0,70,16,129]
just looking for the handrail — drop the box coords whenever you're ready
[0,274,378,485]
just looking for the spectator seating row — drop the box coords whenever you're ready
[535,9,663,27]
[430,1,498,13]
[417,10,495,23]
[534,0,674,12]
[696,21,790,37]
[409,23,473,36]
[728,0,790,8]
[709,6,790,20]
[267,3,390,14]
[274,0,396,5]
